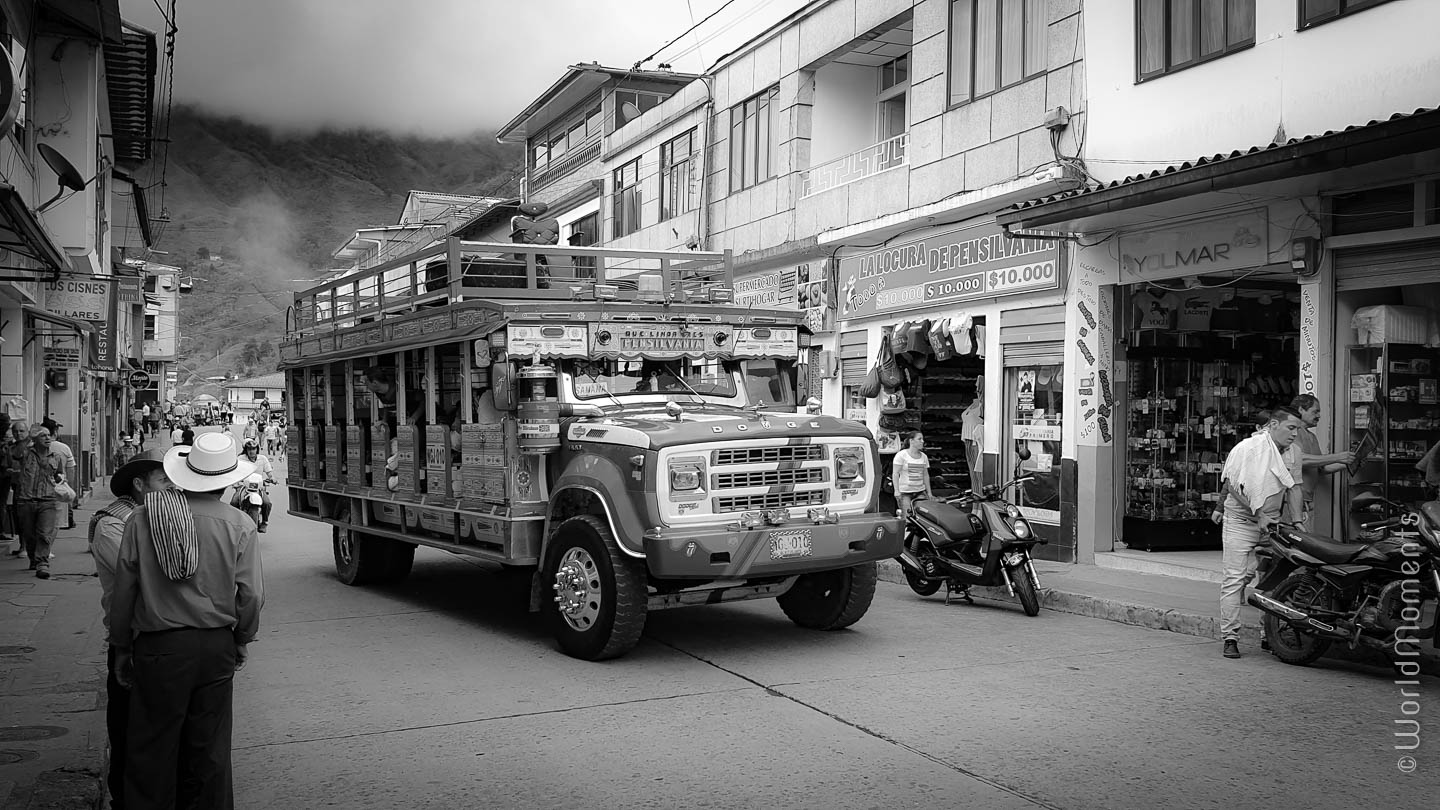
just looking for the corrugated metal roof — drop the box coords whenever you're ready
[1008,107,1440,215]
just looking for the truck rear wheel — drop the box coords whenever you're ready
[334,509,414,586]
[544,516,647,661]
[778,562,878,630]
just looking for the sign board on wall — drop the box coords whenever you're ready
[838,222,1061,319]
[734,272,781,308]
[43,278,111,321]
[44,347,81,368]
[1118,209,1268,281]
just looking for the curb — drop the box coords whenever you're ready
[875,559,1438,676]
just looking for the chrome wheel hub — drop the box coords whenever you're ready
[337,528,355,566]
[552,547,601,630]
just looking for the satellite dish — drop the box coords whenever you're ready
[620,101,642,123]
[37,143,87,212]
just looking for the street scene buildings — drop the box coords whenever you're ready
[3,0,1438,808]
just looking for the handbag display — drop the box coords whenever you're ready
[877,337,903,388]
[859,365,882,398]
[879,386,907,414]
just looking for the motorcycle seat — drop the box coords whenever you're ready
[1277,527,1363,564]
[914,501,978,541]
[1422,501,1440,529]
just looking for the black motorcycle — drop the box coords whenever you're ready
[894,449,1047,616]
[1248,498,1440,666]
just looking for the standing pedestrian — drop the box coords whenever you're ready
[892,430,933,518]
[89,449,172,809]
[1217,406,1303,659]
[4,420,27,556]
[42,418,79,530]
[181,424,195,447]
[111,433,264,809]
[11,423,67,578]
[1289,394,1354,530]
[130,405,145,439]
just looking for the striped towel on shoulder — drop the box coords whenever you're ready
[146,489,198,581]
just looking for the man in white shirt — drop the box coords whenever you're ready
[238,439,275,531]
[1217,405,1303,660]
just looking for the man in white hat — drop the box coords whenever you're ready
[110,432,265,810]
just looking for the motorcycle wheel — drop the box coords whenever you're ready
[1011,565,1041,617]
[1262,573,1336,666]
[903,567,942,596]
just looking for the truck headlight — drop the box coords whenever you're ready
[835,447,864,483]
[670,464,702,491]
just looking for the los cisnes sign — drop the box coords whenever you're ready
[42,278,112,322]
[837,222,1060,318]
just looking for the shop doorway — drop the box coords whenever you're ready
[1002,352,1066,560]
[1120,278,1300,553]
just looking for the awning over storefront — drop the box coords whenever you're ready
[23,306,95,334]
[0,184,74,281]
[997,107,1440,232]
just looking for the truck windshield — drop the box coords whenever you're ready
[568,359,738,400]
[741,358,797,408]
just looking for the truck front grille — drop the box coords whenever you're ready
[715,490,827,513]
[714,468,826,488]
[712,446,825,465]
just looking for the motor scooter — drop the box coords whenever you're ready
[231,471,270,531]
[894,447,1048,616]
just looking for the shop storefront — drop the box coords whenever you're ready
[1326,182,1440,541]
[824,217,1076,561]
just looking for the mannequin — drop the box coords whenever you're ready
[961,375,985,484]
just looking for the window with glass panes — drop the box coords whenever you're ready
[1298,0,1394,30]
[529,99,602,172]
[1136,0,1255,82]
[948,0,1047,107]
[660,129,697,220]
[877,54,909,141]
[730,87,778,192]
[612,159,641,238]
[614,90,666,130]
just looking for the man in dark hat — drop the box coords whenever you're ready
[90,449,172,810]
[41,417,79,528]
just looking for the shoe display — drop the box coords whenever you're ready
[1222,639,1241,659]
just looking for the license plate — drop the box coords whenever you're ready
[768,529,813,559]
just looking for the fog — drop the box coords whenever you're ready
[122,0,797,137]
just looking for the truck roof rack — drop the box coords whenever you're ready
[287,238,734,340]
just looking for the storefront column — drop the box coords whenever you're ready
[1069,246,1121,561]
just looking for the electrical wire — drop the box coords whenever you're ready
[633,0,739,71]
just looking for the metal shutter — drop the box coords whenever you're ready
[1333,240,1440,291]
[840,329,868,386]
[1002,340,1064,365]
[1000,305,1065,365]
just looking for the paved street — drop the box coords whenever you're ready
[233,474,1433,810]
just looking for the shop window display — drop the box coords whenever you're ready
[877,316,985,505]
[1008,363,1062,525]
[1122,284,1299,550]
[1344,308,1440,541]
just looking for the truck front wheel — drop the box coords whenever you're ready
[778,562,878,630]
[544,516,648,661]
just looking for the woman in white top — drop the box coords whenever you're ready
[892,431,933,517]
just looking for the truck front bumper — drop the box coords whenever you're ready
[642,512,904,579]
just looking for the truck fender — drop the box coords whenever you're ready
[543,456,649,562]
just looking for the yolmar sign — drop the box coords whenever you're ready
[838,222,1060,318]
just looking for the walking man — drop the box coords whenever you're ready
[1217,405,1303,659]
[111,433,264,809]
[42,419,79,529]
[90,449,172,809]
[11,424,67,578]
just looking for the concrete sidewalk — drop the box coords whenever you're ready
[877,557,1439,675]
[0,498,111,809]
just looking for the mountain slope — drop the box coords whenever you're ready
[152,105,522,392]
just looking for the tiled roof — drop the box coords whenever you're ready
[1008,107,1440,215]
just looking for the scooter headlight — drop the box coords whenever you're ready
[1005,503,1022,519]
[1011,518,1032,539]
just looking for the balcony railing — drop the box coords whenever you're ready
[799,132,908,198]
[528,139,603,194]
